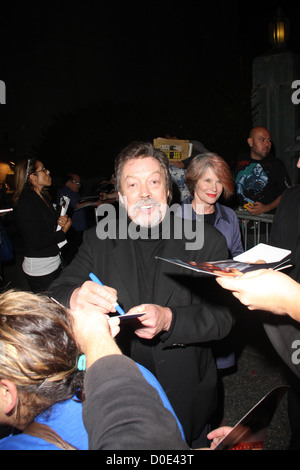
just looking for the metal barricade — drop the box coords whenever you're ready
[234,209,274,250]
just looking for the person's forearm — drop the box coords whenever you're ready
[69,287,80,310]
[162,302,233,346]
[282,280,300,322]
[83,355,189,450]
[263,195,281,213]
[84,335,121,368]
[216,270,300,321]
[261,280,300,320]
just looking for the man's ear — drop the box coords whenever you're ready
[118,191,124,205]
[247,137,253,148]
[0,379,18,415]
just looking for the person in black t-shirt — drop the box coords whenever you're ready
[235,127,290,215]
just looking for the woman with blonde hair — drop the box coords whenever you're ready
[179,153,243,372]
[0,289,186,450]
[0,289,87,449]
[12,158,71,292]
[180,152,243,258]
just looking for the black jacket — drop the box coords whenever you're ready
[15,189,66,258]
[50,213,234,445]
[264,186,300,378]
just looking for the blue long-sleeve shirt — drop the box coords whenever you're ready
[0,363,185,450]
[179,197,244,258]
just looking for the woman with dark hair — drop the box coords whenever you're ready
[180,153,243,258]
[12,158,71,292]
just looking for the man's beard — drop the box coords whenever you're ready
[130,198,165,228]
[253,146,269,159]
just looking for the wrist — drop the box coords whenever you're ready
[70,287,80,310]
[163,307,173,331]
[85,336,121,368]
[286,284,300,321]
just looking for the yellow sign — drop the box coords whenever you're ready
[153,138,190,161]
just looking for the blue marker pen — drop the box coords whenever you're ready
[89,272,125,316]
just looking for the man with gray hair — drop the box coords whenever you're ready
[50,141,233,448]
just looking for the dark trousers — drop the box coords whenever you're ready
[61,229,83,266]
[287,371,300,450]
[25,266,62,294]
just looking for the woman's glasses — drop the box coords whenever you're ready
[34,167,48,175]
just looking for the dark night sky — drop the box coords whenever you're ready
[0,1,300,178]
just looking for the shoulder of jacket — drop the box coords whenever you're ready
[217,203,236,218]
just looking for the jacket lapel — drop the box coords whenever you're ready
[154,232,188,307]
[111,237,140,307]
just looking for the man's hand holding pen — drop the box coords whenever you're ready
[70,281,119,315]
[70,278,172,340]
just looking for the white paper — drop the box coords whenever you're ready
[233,243,291,264]
[57,196,70,249]
[0,208,13,214]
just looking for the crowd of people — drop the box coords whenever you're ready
[0,126,299,450]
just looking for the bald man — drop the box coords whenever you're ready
[235,127,290,215]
